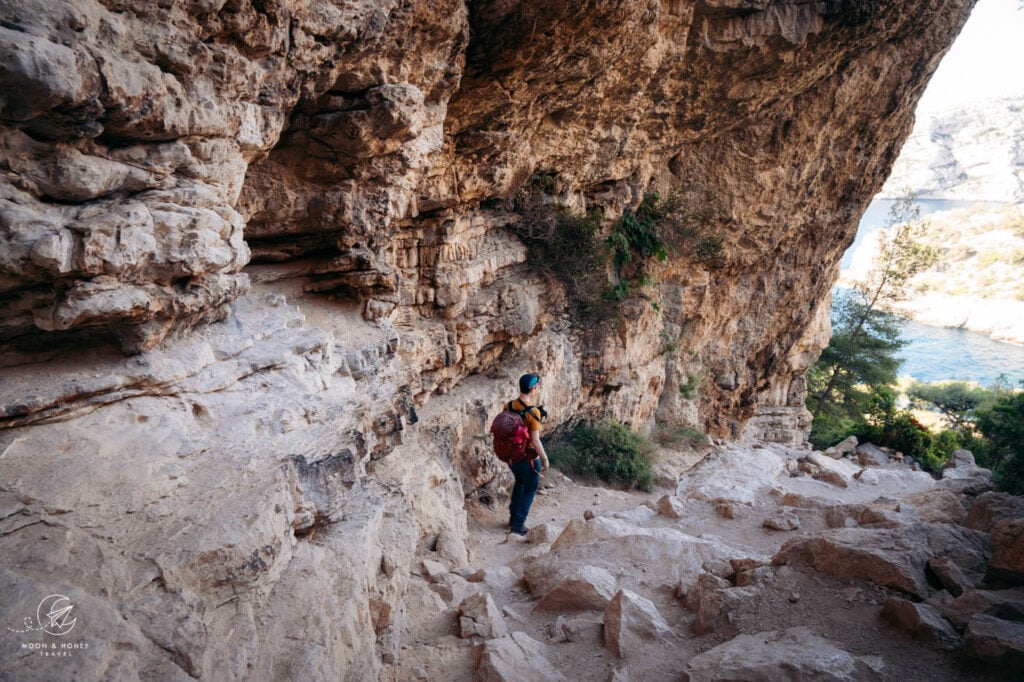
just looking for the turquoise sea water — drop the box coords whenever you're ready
[842,199,1024,387]
[896,319,1024,386]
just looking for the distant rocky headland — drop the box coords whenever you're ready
[881,96,1024,203]
[844,202,1024,346]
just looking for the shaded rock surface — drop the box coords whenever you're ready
[963,614,1024,665]
[881,597,961,650]
[682,627,885,681]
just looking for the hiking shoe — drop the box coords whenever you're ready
[509,526,528,536]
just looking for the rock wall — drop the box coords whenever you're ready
[0,0,973,679]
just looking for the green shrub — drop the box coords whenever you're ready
[548,422,656,492]
[854,412,949,474]
[652,425,709,448]
[809,413,858,451]
[976,391,1024,494]
[678,373,701,400]
[511,202,617,326]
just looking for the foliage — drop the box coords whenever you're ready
[807,195,937,446]
[652,424,709,448]
[976,391,1024,494]
[806,289,906,427]
[513,182,729,329]
[512,186,616,326]
[548,422,656,492]
[854,413,950,474]
[907,380,997,431]
[678,373,701,400]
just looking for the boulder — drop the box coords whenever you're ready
[608,667,629,682]
[963,614,1024,664]
[424,570,477,607]
[853,468,880,485]
[963,492,1024,532]
[527,522,563,545]
[603,589,673,657]
[463,566,522,592]
[948,449,977,468]
[734,565,777,588]
[933,588,1024,629]
[918,523,991,583]
[422,559,452,582]
[824,435,858,458]
[682,572,747,636]
[927,556,974,597]
[681,627,885,681]
[434,529,469,566]
[609,505,658,525]
[458,593,508,639]
[855,443,890,467]
[528,516,749,594]
[806,451,860,487]
[762,509,801,531]
[880,597,961,650]
[477,631,566,682]
[778,492,830,510]
[548,615,589,643]
[677,445,787,505]
[775,528,930,596]
[656,495,686,519]
[938,464,995,495]
[990,519,1024,584]
[774,523,990,599]
[901,489,965,525]
[824,503,908,530]
[531,565,618,612]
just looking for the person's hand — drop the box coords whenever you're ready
[541,458,550,472]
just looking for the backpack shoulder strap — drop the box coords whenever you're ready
[511,400,544,422]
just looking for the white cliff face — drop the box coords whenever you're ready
[881,96,1024,203]
[0,0,978,679]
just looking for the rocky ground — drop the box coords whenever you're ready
[390,441,1024,681]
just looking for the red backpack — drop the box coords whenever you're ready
[490,402,537,464]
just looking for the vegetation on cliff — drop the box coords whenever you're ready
[512,179,728,334]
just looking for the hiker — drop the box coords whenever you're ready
[506,373,549,535]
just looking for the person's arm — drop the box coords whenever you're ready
[531,429,549,471]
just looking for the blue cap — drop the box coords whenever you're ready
[519,373,540,393]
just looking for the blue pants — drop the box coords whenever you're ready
[509,457,541,531]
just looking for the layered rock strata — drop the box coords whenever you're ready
[0,0,974,679]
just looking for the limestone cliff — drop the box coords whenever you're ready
[0,1,973,679]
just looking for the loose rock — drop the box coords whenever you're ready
[926,556,973,597]
[682,627,885,681]
[880,597,961,650]
[989,519,1024,584]
[762,508,801,531]
[963,614,1024,664]
[656,494,686,519]
[603,589,673,658]
[458,593,508,639]
[477,631,566,682]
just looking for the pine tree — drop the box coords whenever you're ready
[806,195,937,448]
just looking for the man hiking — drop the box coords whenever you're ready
[505,373,549,535]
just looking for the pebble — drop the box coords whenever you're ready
[788,592,800,603]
